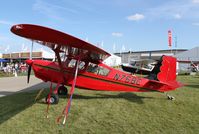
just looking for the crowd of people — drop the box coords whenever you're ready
[1,62,28,76]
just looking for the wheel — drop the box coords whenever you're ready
[58,86,68,95]
[170,96,175,100]
[45,93,59,104]
[167,95,175,100]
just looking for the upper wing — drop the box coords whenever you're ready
[130,59,157,65]
[11,24,111,61]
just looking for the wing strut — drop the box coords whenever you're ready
[57,57,80,125]
[46,82,60,118]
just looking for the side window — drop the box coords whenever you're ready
[67,59,85,70]
[68,59,76,68]
[98,66,110,76]
[87,63,110,76]
[78,61,85,70]
[87,63,98,74]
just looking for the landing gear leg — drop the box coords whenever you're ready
[165,92,175,100]
[46,83,60,104]
[45,83,60,118]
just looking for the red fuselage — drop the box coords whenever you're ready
[29,60,180,93]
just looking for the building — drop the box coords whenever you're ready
[114,49,187,63]
[175,46,199,72]
[2,50,54,62]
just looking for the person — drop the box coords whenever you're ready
[14,63,18,77]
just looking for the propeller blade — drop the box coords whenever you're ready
[25,60,33,84]
[27,65,31,83]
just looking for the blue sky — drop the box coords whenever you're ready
[1,0,199,54]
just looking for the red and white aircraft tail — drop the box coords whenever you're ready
[148,55,183,89]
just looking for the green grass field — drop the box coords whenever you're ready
[0,75,199,134]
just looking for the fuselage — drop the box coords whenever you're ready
[29,60,178,92]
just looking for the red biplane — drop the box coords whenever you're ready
[11,24,183,124]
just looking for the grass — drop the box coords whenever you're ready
[0,75,199,134]
[0,71,14,77]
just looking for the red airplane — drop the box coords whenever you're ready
[11,24,183,124]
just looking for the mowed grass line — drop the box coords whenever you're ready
[0,75,199,134]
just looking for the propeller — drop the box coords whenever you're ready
[27,65,32,83]
[25,60,33,83]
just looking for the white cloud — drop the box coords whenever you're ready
[192,0,199,4]
[174,14,182,19]
[112,32,123,37]
[127,13,145,21]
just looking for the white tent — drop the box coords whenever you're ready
[103,54,121,67]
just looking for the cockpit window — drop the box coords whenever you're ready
[67,59,85,70]
[68,59,76,68]
[78,61,85,70]
[97,66,110,76]
[87,63,110,76]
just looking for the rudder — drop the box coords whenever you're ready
[148,55,177,82]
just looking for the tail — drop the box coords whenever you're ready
[148,55,177,82]
[147,55,184,91]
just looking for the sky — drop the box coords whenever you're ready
[1,0,199,54]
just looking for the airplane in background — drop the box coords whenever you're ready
[11,24,183,124]
[121,59,157,75]
[177,60,199,73]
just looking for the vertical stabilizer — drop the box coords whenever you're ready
[149,55,176,82]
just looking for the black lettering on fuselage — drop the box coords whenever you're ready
[131,77,136,84]
[113,73,141,85]
[120,74,126,81]
[113,73,120,80]
[125,76,131,83]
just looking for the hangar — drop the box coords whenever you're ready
[114,49,187,63]
[175,46,199,72]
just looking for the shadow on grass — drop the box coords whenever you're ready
[185,84,199,89]
[59,92,153,104]
[0,82,50,125]
[0,85,152,125]
[0,91,14,96]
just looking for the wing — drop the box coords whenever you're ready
[11,24,111,62]
[130,59,156,65]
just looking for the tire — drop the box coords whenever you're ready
[58,86,68,95]
[46,93,59,104]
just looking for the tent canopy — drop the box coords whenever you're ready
[0,59,8,62]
